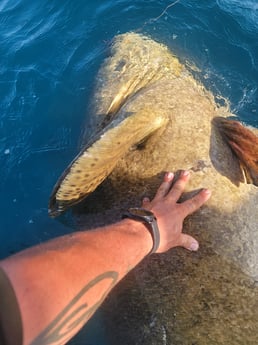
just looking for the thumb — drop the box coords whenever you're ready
[179,234,199,251]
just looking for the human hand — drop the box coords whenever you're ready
[142,171,211,253]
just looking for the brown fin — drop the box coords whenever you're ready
[49,108,168,217]
[213,117,258,186]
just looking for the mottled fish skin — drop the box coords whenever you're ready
[49,32,258,345]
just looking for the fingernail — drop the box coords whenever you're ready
[189,241,199,251]
[165,172,174,180]
[182,170,190,177]
[203,189,212,197]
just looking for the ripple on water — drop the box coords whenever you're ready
[217,0,258,34]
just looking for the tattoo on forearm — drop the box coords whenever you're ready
[30,271,118,345]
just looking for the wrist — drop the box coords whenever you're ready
[119,218,153,257]
[122,208,160,254]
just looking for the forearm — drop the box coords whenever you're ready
[0,219,152,345]
[0,170,211,345]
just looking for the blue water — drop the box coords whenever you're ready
[0,0,257,343]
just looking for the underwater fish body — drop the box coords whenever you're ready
[49,33,258,344]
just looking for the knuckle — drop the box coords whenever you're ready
[186,198,199,213]
[171,183,183,196]
[156,182,169,196]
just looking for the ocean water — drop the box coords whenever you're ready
[0,0,257,344]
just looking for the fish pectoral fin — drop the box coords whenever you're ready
[49,109,168,217]
[214,117,258,186]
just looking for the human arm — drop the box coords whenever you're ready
[0,171,211,345]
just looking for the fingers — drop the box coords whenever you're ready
[181,188,211,218]
[179,233,199,251]
[166,170,190,202]
[144,170,211,216]
[152,172,174,200]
